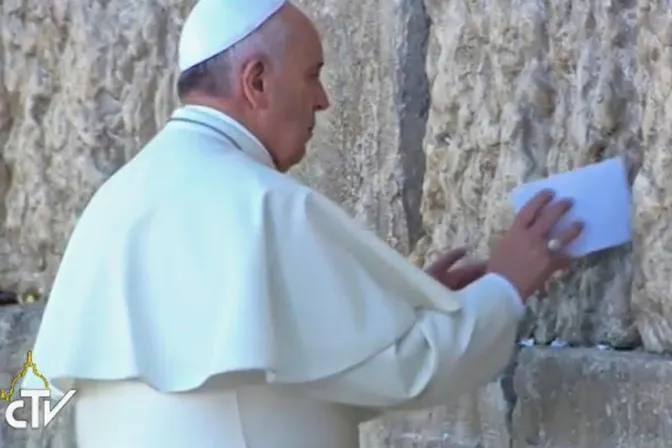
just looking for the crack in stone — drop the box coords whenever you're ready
[500,344,522,448]
[397,0,430,252]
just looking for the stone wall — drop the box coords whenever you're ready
[0,0,193,295]
[361,347,672,448]
[2,0,672,446]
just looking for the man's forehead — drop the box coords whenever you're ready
[287,23,323,60]
[284,6,320,39]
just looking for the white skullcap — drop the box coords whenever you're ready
[178,0,287,72]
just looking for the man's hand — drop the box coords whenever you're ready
[488,189,584,300]
[426,248,487,290]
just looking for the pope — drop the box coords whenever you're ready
[23,1,583,447]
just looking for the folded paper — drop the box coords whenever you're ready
[511,157,632,257]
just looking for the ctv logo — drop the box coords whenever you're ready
[1,351,76,429]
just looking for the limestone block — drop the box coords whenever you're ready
[0,303,74,448]
[360,347,672,448]
[0,0,195,294]
[413,0,647,348]
[292,0,431,256]
[513,347,672,447]
[359,382,511,448]
[631,0,672,353]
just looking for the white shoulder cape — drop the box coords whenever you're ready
[24,106,477,396]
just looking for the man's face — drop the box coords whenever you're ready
[261,12,330,171]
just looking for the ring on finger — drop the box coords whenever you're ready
[547,238,563,252]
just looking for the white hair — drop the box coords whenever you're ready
[177,11,290,98]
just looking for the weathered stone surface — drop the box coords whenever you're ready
[411,0,648,348]
[359,382,511,448]
[0,303,74,448]
[631,0,672,354]
[0,0,193,294]
[514,347,672,448]
[360,347,672,448]
[292,0,430,256]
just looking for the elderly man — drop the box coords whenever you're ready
[24,1,582,447]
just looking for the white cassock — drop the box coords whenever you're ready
[22,105,525,447]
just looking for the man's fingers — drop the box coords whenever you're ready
[547,224,581,274]
[532,199,574,236]
[426,247,468,276]
[456,263,487,285]
[435,247,467,270]
[554,256,573,272]
[556,221,584,247]
[445,262,487,290]
[516,190,555,228]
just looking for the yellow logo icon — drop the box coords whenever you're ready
[0,350,50,402]
[2,350,75,429]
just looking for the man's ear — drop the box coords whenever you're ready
[241,58,269,110]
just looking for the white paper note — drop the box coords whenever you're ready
[511,157,632,258]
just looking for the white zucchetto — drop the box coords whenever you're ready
[178,0,287,72]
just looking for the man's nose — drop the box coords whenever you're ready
[315,84,330,111]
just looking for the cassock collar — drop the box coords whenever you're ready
[169,105,277,170]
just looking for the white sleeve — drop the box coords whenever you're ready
[281,273,525,410]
